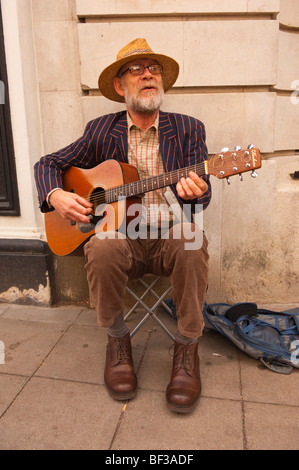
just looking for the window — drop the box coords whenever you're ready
[0,2,20,216]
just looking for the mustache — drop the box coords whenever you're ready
[139,81,159,91]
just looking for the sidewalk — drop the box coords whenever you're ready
[0,301,298,451]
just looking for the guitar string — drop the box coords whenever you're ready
[68,149,256,208]
[83,162,206,207]
[87,163,205,206]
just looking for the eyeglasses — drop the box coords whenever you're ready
[120,64,163,77]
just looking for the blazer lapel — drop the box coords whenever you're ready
[109,112,128,162]
[158,111,179,171]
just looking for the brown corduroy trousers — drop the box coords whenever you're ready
[84,223,209,338]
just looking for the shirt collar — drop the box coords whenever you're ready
[127,112,159,132]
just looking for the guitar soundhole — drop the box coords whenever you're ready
[90,186,106,213]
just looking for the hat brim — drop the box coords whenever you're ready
[98,52,179,103]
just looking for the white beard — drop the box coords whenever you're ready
[123,84,164,113]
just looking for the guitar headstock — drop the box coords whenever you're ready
[207,146,261,182]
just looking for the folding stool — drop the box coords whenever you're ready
[125,275,175,341]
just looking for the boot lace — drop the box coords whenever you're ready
[170,343,194,375]
[112,337,131,364]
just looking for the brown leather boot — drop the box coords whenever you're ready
[104,333,137,401]
[166,340,201,413]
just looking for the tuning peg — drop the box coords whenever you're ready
[226,177,231,185]
[251,171,258,178]
[221,147,229,153]
[247,144,254,149]
[234,146,241,151]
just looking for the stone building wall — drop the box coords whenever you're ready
[0,0,298,306]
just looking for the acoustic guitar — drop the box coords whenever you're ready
[45,147,261,255]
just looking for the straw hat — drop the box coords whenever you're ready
[98,38,179,103]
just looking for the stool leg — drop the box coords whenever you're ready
[128,284,175,340]
[139,278,173,315]
[124,277,161,321]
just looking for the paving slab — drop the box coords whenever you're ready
[0,304,9,316]
[35,324,106,384]
[112,391,244,451]
[244,402,299,450]
[198,331,242,401]
[0,376,123,450]
[0,302,298,451]
[74,308,98,326]
[138,319,243,401]
[1,304,82,324]
[0,317,69,376]
[240,355,299,406]
[0,374,28,416]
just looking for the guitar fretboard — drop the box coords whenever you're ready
[105,162,206,203]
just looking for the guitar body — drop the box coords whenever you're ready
[44,147,261,256]
[45,160,140,255]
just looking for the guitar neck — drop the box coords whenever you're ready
[106,162,206,203]
[104,146,261,203]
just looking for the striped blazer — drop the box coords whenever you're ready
[34,110,211,213]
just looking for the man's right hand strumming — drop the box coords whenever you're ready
[49,189,92,224]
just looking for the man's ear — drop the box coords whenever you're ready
[113,77,125,98]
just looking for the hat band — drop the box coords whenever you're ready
[121,48,153,59]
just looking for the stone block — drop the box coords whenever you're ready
[76,0,280,16]
[78,22,184,90]
[32,0,76,22]
[220,159,275,303]
[183,20,278,87]
[34,21,80,92]
[0,240,51,305]
[78,20,278,89]
[276,30,299,91]
[82,96,124,123]
[51,254,90,306]
[278,0,299,28]
[247,0,280,12]
[204,177,222,303]
[163,92,275,153]
[220,157,299,304]
[274,95,299,151]
[40,91,83,154]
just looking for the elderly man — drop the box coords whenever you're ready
[34,38,211,414]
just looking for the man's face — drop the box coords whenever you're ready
[114,58,164,113]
